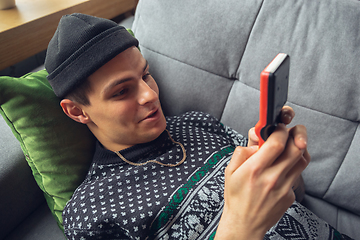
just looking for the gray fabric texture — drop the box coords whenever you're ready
[133,0,360,238]
[0,116,45,239]
[3,203,65,240]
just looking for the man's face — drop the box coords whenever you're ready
[81,46,167,151]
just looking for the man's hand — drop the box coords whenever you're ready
[248,106,306,202]
[248,106,295,147]
[215,107,310,240]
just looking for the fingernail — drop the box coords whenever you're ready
[284,113,292,120]
[282,113,293,123]
[299,136,307,146]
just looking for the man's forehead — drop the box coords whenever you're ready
[97,58,149,97]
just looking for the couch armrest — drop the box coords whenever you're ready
[0,115,45,239]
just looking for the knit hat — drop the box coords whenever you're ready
[45,13,139,98]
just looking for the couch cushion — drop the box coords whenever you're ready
[133,0,264,80]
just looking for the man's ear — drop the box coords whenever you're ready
[60,99,91,124]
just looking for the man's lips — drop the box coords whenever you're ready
[139,108,159,122]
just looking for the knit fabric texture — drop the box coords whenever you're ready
[63,111,353,240]
[45,13,139,98]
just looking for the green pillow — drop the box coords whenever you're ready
[0,69,96,231]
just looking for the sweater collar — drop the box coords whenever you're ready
[92,130,171,165]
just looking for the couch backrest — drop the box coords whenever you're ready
[132,0,360,216]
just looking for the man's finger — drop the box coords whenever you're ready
[248,127,259,147]
[256,123,289,168]
[281,106,295,125]
[227,146,258,174]
[288,125,308,150]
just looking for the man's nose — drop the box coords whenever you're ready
[138,80,158,105]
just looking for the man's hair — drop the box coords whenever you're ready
[65,79,92,106]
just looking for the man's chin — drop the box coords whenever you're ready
[139,109,167,143]
[150,123,167,140]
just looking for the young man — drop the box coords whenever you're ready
[45,13,351,240]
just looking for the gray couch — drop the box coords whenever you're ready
[132,0,360,238]
[1,0,359,239]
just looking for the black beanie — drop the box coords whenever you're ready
[45,13,139,98]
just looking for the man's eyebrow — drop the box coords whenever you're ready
[102,60,149,96]
[102,78,131,96]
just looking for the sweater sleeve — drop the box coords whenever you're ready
[219,122,248,147]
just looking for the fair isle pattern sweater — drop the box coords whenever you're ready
[63,111,352,240]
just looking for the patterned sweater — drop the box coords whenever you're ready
[63,111,352,240]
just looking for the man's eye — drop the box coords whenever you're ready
[143,73,151,81]
[113,89,128,97]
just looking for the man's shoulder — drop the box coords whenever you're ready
[165,111,234,142]
[166,111,219,124]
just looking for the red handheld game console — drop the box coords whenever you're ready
[255,53,290,147]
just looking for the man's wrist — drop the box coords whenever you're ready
[293,175,305,202]
[215,206,264,240]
